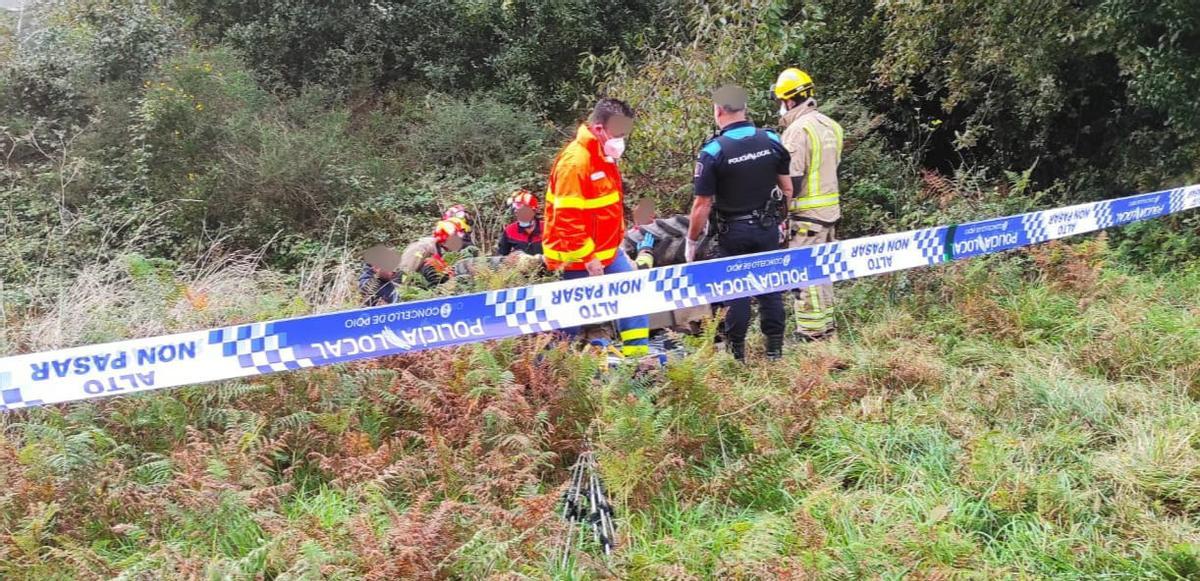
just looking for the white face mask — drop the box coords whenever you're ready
[779,103,789,117]
[603,137,626,160]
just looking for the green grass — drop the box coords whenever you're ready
[1,240,1199,579]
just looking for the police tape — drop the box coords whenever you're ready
[1,185,1198,412]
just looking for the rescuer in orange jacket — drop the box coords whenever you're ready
[543,98,649,358]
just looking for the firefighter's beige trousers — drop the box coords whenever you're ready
[788,220,836,337]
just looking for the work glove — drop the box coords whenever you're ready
[637,232,656,251]
[685,238,698,263]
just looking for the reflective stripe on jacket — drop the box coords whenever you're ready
[782,100,843,221]
[543,125,626,271]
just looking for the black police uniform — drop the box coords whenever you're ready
[694,120,790,358]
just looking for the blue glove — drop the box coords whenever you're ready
[637,232,656,251]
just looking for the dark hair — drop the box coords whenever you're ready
[589,98,635,125]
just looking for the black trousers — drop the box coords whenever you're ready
[717,220,786,345]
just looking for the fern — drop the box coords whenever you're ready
[465,346,516,399]
[272,410,316,433]
[45,427,118,476]
[10,501,60,562]
[315,410,352,435]
[131,455,174,486]
[210,381,267,406]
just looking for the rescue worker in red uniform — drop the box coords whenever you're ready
[496,189,544,256]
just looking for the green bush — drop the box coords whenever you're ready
[174,0,684,117]
[1112,214,1200,273]
[396,95,552,177]
[595,0,810,210]
[2,0,180,122]
[802,0,1200,197]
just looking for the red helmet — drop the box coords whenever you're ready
[442,204,473,232]
[507,189,538,211]
[432,219,462,245]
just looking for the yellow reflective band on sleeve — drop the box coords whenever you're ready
[546,191,621,210]
[593,247,618,261]
[622,345,650,357]
[620,328,649,342]
[833,122,845,157]
[543,238,596,262]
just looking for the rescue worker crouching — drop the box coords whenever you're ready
[775,67,843,341]
[358,218,474,305]
[497,189,544,256]
[543,98,650,359]
[685,85,792,361]
[442,204,476,247]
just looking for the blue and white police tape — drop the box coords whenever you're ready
[1,185,1197,412]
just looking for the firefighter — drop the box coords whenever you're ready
[442,204,475,247]
[774,67,843,341]
[543,98,649,358]
[358,219,471,305]
[686,85,792,361]
[496,189,544,256]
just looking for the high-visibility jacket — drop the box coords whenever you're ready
[543,125,627,271]
[781,99,844,223]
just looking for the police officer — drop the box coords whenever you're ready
[685,85,792,361]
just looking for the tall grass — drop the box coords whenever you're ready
[1,237,1199,578]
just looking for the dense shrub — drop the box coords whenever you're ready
[3,0,1197,273]
[595,0,810,210]
[173,0,685,117]
[395,95,552,177]
[802,0,1200,197]
[2,0,180,122]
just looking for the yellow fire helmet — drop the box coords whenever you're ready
[772,68,815,101]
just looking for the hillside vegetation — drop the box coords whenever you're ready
[2,0,1199,578]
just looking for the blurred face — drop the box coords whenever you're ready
[442,233,464,252]
[604,113,633,140]
[515,205,536,225]
[593,113,634,142]
[633,198,656,226]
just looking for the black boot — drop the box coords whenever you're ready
[728,341,746,362]
[766,335,784,361]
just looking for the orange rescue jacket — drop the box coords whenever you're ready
[542,125,627,271]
